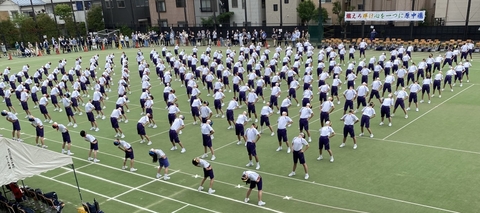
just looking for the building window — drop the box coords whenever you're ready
[117,0,126,8]
[177,21,187,27]
[261,0,265,8]
[284,0,289,4]
[176,0,185,8]
[321,0,332,2]
[273,4,278,11]
[159,19,168,28]
[357,4,364,10]
[136,0,148,7]
[200,0,212,12]
[105,0,112,8]
[156,0,166,12]
[231,0,238,8]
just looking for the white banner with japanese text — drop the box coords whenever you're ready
[345,11,426,22]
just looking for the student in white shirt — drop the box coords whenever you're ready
[359,102,376,138]
[192,157,216,194]
[241,171,265,206]
[80,130,100,163]
[318,121,335,162]
[149,148,170,180]
[380,94,394,126]
[288,132,310,180]
[113,139,137,172]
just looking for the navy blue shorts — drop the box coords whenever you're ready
[51,95,58,104]
[344,100,354,111]
[248,103,256,113]
[277,129,287,142]
[293,151,306,164]
[4,97,11,107]
[159,157,170,168]
[260,115,270,126]
[62,132,71,143]
[202,134,212,147]
[65,107,74,116]
[226,110,234,121]
[110,117,119,128]
[137,123,146,135]
[409,93,418,103]
[125,148,134,159]
[302,98,310,107]
[93,101,101,111]
[169,129,180,143]
[146,108,153,118]
[319,136,330,150]
[270,95,278,106]
[249,178,263,190]
[370,90,380,99]
[299,118,309,131]
[214,99,222,110]
[90,142,98,151]
[320,111,330,124]
[203,168,214,179]
[289,88,296,98]
[394,99,405,109]
[247,142,257,156]
[235,124,244,136]
[21,101,28,110]
[12,120,20,131]
[381,106,390,118]
[36,126,44,137]
[343,125,355,138]
[360,115,370,128]
[191,107,199,117]
[280,107,288,115]
[87,112,95,122]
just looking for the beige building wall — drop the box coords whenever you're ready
[265,0,301,26]
[149,0,195,28]
[435,0,480,26]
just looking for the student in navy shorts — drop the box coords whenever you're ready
[113,139,137,172]
[2,110,21,140]
[149,149,170,180]
[192,158,216,194]
[80,130,100,163]
[241,171,265,206]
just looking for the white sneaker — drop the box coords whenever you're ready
[246,162,253,167]
[201,153,207,159]
[181,148,186,153]
[244,198,249,203]
[221,115,225,118]
[406,107,410,111]
[237,141,242,145]
[95,128,99,132]
[68,152,74,156]
[93,159,100,163]
[59,109,63,112]
[122,166,127,170]
[379,122,384,126]
[340,143,346,148]
[258,201,266,206]
[428,100,431,104]
[153,125,158,128]
[163,176,170,180]
[227,126,232,130]
[211,155,216,161]
[330,156,334,162]
[337,101,341,104]
[42,145,48,148]
[270,132,275,136]
[73,124,78,128]
[121,134,125,139]
[140,140,145,144]
[287,148,291,153]
[416,108,419,112]
[353,144,357,150]
[305,174,309,180]
[101,115,106,120]
[255,164,260,170]
[79,112,83,115]
[147,141,152,145]
[420,100,424,103]
[276,147,282,152]
[370,134,374,138]
[439,95,441,98]
[391,114,395,117]
[67,122,72,126]
[130,168,137,172]
[453,83,456,86]
[88,157,93,161]
[431,94,435,97]
[124,119,128,123]
[208,189,216,194]
[451,89,453,92]
[317,155,323,160]
[156,174,162,179]
[296,103,300,107]
[359,133,364,137]
[308,137,311,142]
[255,119,258,122]
[198,186,204,191]
[102,106,106,109]
[405,114,408,119]
[288,172,295,177]
[179,130,182,134]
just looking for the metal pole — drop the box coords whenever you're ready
[109,0,114,28]
[464,0,472,40]
[50,0,60,37]
[71,164,84,202]
[410,0,415,40]
[279,0,282,27]
[243,0,247,27]
[130,0,136,31]
[156,0,162,32]
[183,0,188,27]
[361,0,365,39]
[213,0,218,30]
[82,0,88,35]
[318,0,323,47]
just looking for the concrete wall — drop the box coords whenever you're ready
[229,0,265,26]
[148,0,195,27]
[265,0,300,26]
[435,0,480,26]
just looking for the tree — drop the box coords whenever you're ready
[297,0,329,25]
[297,0,317,25]
[87,5,105,32]
[55,4,77,37]
[36,13,58,39]
[0,19,20,47]
[217,12,234,24]
[12,14,39,43]
[201,17,215,27]
[332,0,355,38]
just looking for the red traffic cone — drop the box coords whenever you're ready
[8,52,12,60]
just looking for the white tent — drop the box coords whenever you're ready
[0,137,73,186]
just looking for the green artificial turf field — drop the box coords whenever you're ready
[0,44,479,213]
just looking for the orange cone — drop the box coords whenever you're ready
[102,44,105,50]
[135,42,139,48]
[264,40,268,48]
[56,48,60,54]
[8,52,12,60]
[84,46,88,52]
[37,49,42,56]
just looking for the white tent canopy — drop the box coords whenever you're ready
[0,137,73,186]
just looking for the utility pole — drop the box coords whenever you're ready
[243,0,248,27]
[279,0,283,27]
[183,0,188,27]
[156,0,162,32]
[318,0,323,47]
[361,0,365,39]
[410,0,415,40]
[82,0,88,35]
[464,0,472,40]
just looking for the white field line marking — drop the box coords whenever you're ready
[383,85,474,140]
[343,134,480,155]
[51,164,93,179]
[173,170,368,213]
[171,204,190,213]
[105,179,158,202]
[133,183,197,213]
[37,174,158,213]
[209,161,459,213]
[69,160,281,213]
[68,168,219,213]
